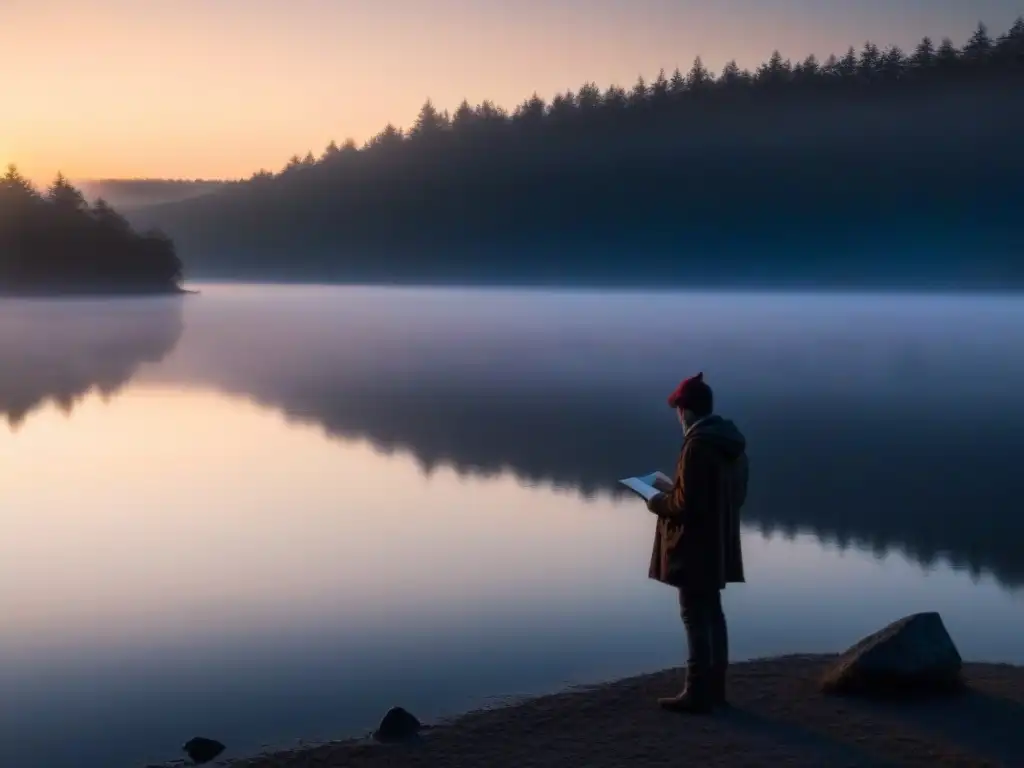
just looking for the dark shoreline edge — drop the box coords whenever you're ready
[0,286,196,299]
[213,653,1024,768]
[184,275,1024,296]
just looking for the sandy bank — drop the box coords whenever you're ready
[225,654,1024,767]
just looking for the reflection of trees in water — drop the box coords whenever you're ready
[0,297,184,427]
[750,520,1001,586]
[211,377,1024,592]
[155,290,1024,590]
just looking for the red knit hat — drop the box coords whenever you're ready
[667,372,713,412]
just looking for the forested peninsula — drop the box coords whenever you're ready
[0,167,184,295]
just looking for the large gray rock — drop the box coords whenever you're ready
[822,612,964,696]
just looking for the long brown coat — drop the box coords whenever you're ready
[648,414,748,590]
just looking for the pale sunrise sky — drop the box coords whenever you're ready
[3,0,1021,184]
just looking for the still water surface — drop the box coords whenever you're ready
[2,285,1023,767]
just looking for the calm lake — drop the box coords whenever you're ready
[2,284,1023,767]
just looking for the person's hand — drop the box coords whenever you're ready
[646,492,665,513]
[653,477,673,493]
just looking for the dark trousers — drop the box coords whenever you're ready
[678,587,729,687]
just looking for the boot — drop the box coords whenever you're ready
[657,689,713,714]
[657,671,713,714]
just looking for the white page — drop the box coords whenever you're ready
[619,477,660,501]
[618,470,672,501]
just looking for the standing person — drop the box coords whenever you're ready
[647,372,748,713]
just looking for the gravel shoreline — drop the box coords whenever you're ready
[220,654,1024,767]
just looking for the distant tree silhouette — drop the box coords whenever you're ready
[130,19,1024,286]
[0,167,183,294]
[718,59,747,88]
[996,17,1024,64]
[911,36,936,70]
[836,46,858,80]
[628,75,648,107]
[48,172,88,213]
[879,46,906,81]
[686,56,713,92]
[668,67,686,95]
[649,69,670,105]
[577,81,603,111]
[366,123,404,149]
[935,37,960,70]
[858,41,882,82]
[409,99,449,137]
[963,22,994,65]
[601,85,627,111]
[321,140,340,160]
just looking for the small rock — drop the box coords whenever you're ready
[373,706,422,742]
[182,736,226,764]
[822,611,964,697]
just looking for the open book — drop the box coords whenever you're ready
[618,470,673,501]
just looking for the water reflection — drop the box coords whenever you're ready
[3,285,1024,768]
[4,286,1024,589]
[142,285,1024,589]
[0,296,184,427]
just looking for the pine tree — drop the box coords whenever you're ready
[756,50,791,86]
[686,56,713,91]
[820,54,840,79]
[995,16,1024,65]
[719,60,744,88]
[650,69,670,103]
[410,99,446,137]
[577,81,602,110]
[475,100,507,123]
[46,173,88,214]
[837,46,858,80]
[366,123,403,147]
[602,84,628,110]
[451,100,476,130]
[858,42,882,80]
[515,92,547,122]
[321,140,340,159]
[668,67,686,96]
[793,54,820,84]
[547,92,575,119]
[880,46,906,81]
[0,164,40,204]
[936,37,960,69]
[628,75,648,106]
[962,22,993,64]
[911,37,936,71]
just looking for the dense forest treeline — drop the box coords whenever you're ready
[0,167,184,294]
[132,20,1024,286]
